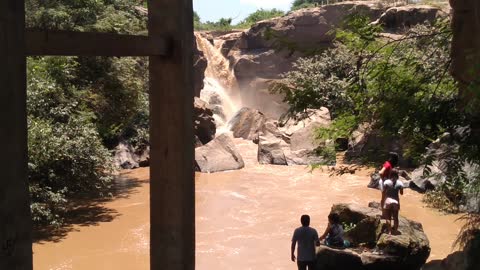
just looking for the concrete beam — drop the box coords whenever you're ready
[25,30,171,56]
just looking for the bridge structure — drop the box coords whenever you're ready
[0,0,194,269]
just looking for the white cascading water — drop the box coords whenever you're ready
[195,33,241,133]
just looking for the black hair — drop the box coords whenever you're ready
[328,213,340,224]
[390,169,399,180]
[389,152,399,167]
[301,215,310,226]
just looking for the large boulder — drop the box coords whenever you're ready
[316,204,431,270]
[113,142,150,169]
[195,134,245,173]
[194,97,216,146]
[376,5,447,30]
[257,135,288,165]
[228,107,267,141]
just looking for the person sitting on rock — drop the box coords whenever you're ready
[381,169,404,235]
[291,215,320,270]
[319,213,347,248]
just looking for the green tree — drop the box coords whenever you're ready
[237,8,285,29]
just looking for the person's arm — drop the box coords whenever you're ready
[319,223,330,241]
[314,230,320,246]
[291,241,296,262]
[379,167,386,178]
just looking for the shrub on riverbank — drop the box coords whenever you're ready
[26,0,149,226]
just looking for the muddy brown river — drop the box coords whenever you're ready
[33,139,463,270]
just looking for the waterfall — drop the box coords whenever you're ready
[195,33,241,131]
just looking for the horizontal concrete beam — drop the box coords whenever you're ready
[25,30,170,56]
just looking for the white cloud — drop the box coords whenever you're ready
[239,0,292,9]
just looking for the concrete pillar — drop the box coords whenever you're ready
[0,0,33,269]
[147,0,195,269]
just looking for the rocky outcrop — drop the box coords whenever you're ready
[316,203,431,270]
[114,142,150,169]
[194,97,216,146]
[345,123,409,167]
[229,2,386,89]
[194,38,208,97]
[256,108,333,166]
[228,107,267,141]
[450,0,480,92]
[376,5,446,30]
[195,134,244,173]
[257,135,288,165]
[216,32,243,57]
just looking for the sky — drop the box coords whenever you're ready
[193,0,294,24]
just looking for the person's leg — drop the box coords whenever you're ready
[385,206,392,234]
[297,261,307,270]
[392,206,400,233]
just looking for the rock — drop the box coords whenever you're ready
[194,97,216,146]
[216,32,243,57]
[113,142,150,169]
[368,173,382,189]
[346,123,409,167]
[450,0,480,102]
[376,217,430,269]
[368,201,381,209]
[114,142,139,169]
[195,134,245,173]
[193,38,208,97]
[135,145,150,167]
[257,135,288,165]
[322,203,430,270]
[281,108,331,137]
[236,2,385,51]
[229,2,386,89]
[335,137,349,151]
[376,5,446,30]
[284,148,329,166]
[316,245,364,270]
[229,107,267,141]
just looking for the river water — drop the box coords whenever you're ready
[33,139,464,270]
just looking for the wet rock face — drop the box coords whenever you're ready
[228,107,267,141]
[195,134,245,173]
[316,204,431,270]
[450,0,480,87]
[194,97,216,146]
[194,38,208,97]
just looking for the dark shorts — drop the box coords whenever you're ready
[297,260,315,270]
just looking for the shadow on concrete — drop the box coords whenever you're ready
[33,171,149,243]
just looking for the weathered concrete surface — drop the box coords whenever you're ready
[0,1,33,269]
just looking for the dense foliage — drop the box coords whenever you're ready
[272,15,462,164]
[26,0,149,226]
